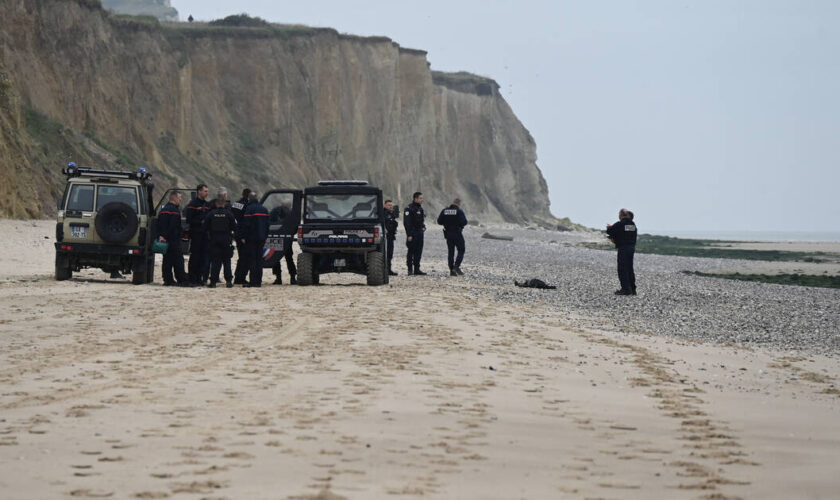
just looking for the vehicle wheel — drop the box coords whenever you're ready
[95,202,138,244]
[131,255,148,285]
[145,255,155,283]
[366,251,386,286]
[298,252,315,286]
[55,254,72,281]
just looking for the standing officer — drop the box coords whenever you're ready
[437,198,468,276]
[231,188,252,285]
[606,208,637,295]
[383,199,399,276]
[185,183,210,285]
[203,188,237,288]
[238,192,270,287]
[404,192,426,275]
[157,190,189,286]
[270,201,297,285]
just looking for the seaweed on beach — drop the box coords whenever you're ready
[684,271,840,289]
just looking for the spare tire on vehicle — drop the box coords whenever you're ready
[95,202,138,244]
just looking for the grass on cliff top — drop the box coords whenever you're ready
[685,271,840,289]
[581,234,837,263]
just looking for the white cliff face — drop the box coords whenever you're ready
[0,0,553,223]
[101,0,178,22]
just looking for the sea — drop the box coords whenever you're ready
[649,230,840,243]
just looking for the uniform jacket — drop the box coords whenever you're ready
[403,202,426,233]
[158,202,182,242]
[384,208,399,239]
[231,196,249,225]
[185,197,210,233]
[203,206,237,244]
[437,205,468,236]
[606,217,638,248]
[239,202,270,242]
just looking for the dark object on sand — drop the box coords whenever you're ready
[482,232,514,241]
[515,279,556,290]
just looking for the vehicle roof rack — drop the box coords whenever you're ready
[62,164,152,181]
[317,180,369,186]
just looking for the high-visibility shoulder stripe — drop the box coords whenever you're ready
[244,213,269,217]
[159,211,180,215]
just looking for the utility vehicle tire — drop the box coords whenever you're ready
[95,202,138,244]
[366,251,386,286]
[131,255,148,285]
[297,252,316,286]
[55,254,72,281]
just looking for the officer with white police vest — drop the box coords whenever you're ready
[437,198,468,277]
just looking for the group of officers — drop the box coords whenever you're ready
[156,186,471,288]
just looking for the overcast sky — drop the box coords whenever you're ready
[171,0,838,233]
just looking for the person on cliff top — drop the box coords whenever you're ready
[606,208,637,295]
[231,188,252,284]
[185,183,211,285]
[384,199,399,276]
[404,192,426,276]
[437,198,468,277]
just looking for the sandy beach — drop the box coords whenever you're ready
[0,220,838,499]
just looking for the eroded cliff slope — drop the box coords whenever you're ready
[0,0,553,224]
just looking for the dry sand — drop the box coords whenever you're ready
[0,220,838,499]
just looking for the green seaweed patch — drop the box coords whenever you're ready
[684,271,840,289]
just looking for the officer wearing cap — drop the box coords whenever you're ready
[404,192,426,275]
[606,208,637,295]
[437,198,468,276]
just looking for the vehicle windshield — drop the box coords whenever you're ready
[305,193,378,220]
[97,186,139,212]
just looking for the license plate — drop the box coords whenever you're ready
[333,258,346,267]
[71,226,87,238]
[265,237,284,250]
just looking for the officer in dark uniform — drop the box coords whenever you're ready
[437,198,468,276]
[231,188,251,285]
[606,208,638,295]
[269,202,297,285]
[238,192,270,287]
[404,192,426,275]
[383,199,399,276]
[203,190,237,288]
[157,191,189,286]
[185,183,211,285]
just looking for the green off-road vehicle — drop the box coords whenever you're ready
[55,164,157,284]
[296,181,389,286]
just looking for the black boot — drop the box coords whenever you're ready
[290,275,297,285]
[455,267,464,276]
[449,270,457,277]
[414,269,427,276]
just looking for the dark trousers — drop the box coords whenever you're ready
[188,233,209,283]
[162,244,187,284]
[272,245,296,281]
[208,241,233,284]
[406,231,424,271]
[617,245,636,292]
[386,237,395,270]
[244,240,266,286]
[234,240,248,282]
[446,233,465,270]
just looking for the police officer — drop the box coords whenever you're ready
[203,188,237,288]
[157,191,189,286]
[383,199,399,276]
[185,183,211,285]
[231,188,252,285]
[270,201,297,285]
[238,192,270,287]
[437,198,468,276]
[404,192,426,275]
[606,208,637,295]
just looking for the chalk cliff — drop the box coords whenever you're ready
[0,0,554,224]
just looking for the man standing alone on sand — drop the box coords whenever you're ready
[404,192,427,275]
[606,208,637,295]
[437,198,468,276]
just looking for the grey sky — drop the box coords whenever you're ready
[171,0,839,232]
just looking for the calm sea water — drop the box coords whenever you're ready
[649,230,840,243]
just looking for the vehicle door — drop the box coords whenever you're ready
[152,188,196,254]
[260,189,302,268]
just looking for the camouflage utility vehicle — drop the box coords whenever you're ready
[296,181,389,286]
[55,164,157,284]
